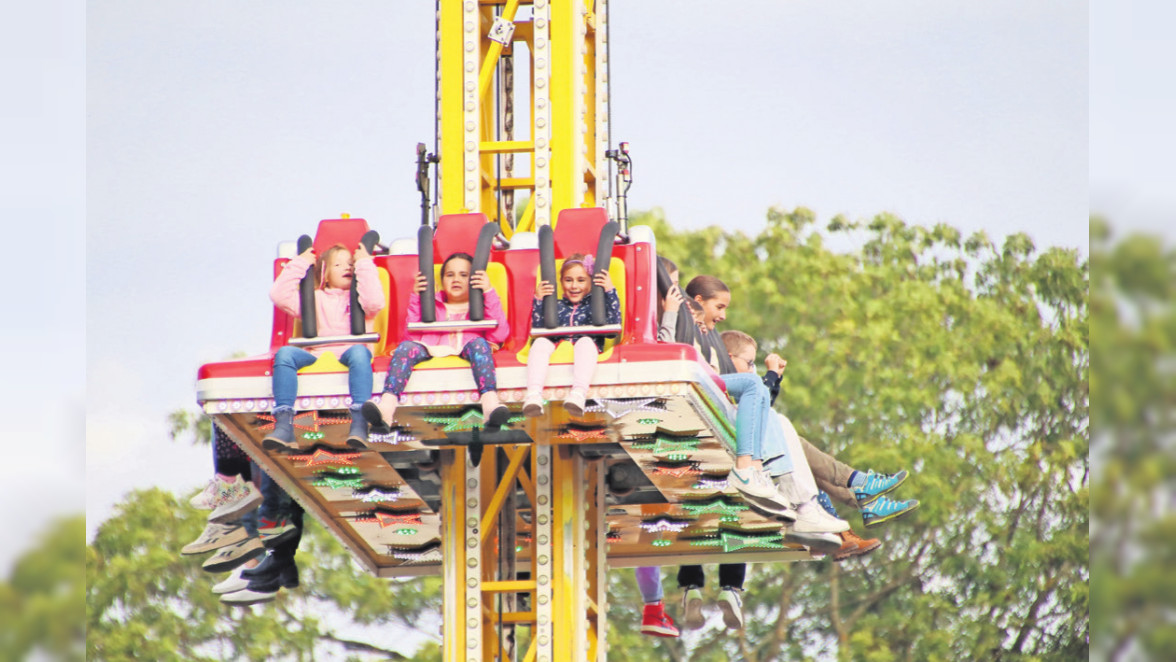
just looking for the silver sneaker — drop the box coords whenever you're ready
[728,468,797,521]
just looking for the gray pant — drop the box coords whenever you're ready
[800,437,859,510]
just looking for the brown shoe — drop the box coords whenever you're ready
[833,530,882,562]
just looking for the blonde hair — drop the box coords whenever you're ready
[721,329,757,356]
[314,243,350,289]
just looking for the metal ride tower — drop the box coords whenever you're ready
[436,0,612,235]
[197,3,816,661]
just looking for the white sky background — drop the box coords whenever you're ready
[14,0,1171,620]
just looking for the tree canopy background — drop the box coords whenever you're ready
[84,208,1091,661]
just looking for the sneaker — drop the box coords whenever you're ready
[782,523,842,553]
[860,495,919,528]
[202,536,265,573]
[241,553,299,588]
[563,390,587,417]
[208,482,264,524]
[833,530,882,562]
[180,522,249,555]
[258,517,298,548]
[681,587,704,630]
[639,601,680,638]
[853,470,908,506]
[792,499,851,535]
[212,563,256,594]
[522,392,544,418]
[190,474,246,510]
[728,468,797,521]
[716,588,744,630]
[219,583,280,606]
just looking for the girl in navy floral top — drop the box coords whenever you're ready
[523,253,621,417]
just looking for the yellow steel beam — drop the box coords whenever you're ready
[483,579,537,593]
[478,0,522,100]
[440,448,467,661]
[480,140,535,154]
[439,0,472,214]
[479,445,531,544]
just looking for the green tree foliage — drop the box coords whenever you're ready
[0,516,86,662]
[88,208,1088,660]
[86,489,443,661]
[1089,217,1176,660]
[605,207,1088,661]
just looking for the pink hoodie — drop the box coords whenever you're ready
[406,288,510,349]
[270,254,385,357]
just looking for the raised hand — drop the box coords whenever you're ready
[470,270,491,293]
[664,283,684,312]
[765,353,787,374]
[593,270,614,292]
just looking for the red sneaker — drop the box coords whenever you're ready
[640,601,681,638]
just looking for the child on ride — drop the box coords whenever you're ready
[523,253,621,417]
[264,241,383,450]
[362,252,511,432]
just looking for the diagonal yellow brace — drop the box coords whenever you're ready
[478,0,522,101]
[479,444,531,544]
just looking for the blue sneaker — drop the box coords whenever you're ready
[860,496,919,528]
[853,470,908,505]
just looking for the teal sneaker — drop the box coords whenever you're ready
[860,495,919,528]
[853,470,908,506]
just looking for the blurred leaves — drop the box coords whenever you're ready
[1089,216,1176,661]
[0,516,86,662]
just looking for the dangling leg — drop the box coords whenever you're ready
[265,346,317,450]
[461,337,509,427]
[523,337,556,417]
[339,344,374,447]
[363,341,430,432]
[564,336,599,416]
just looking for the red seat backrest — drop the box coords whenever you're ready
[553,208,610,257]
[434,213,490,261]
[312,217,371,255]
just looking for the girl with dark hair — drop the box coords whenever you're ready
[363,252,511,433]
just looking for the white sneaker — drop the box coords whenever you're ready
[791,499,850,535]
[212,564,254,594]
[523,392,544,417]
[563,389,587,417]
[716,588,744,630]
[728,467,797,520]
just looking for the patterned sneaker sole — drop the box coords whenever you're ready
[202,540,265,573]
[208,489,264,524]
[220,588,280,606]
[180,526,249,555]
[862,500,920,528]
[855,472,908,506]
[640,624,680,638]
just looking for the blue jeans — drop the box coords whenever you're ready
[272,344,373,408]
[721,372,792,472]
[259,469,304,559]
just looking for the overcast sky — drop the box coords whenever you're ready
[6,0,1169,573]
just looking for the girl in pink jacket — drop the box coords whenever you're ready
[362,252,511,432]
[264,242,384,450]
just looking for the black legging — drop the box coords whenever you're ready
[677,563,745,590]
